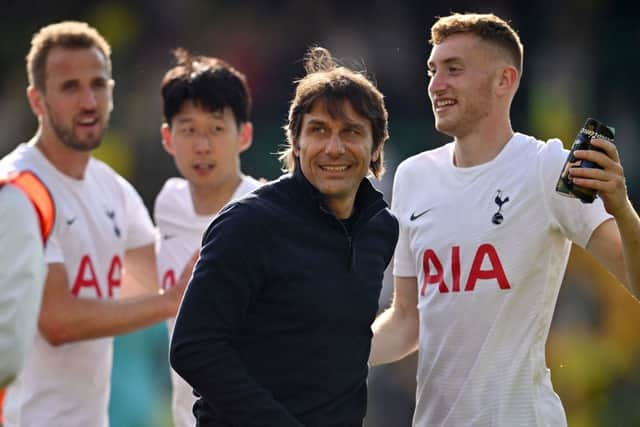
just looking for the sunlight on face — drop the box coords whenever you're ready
[295,98,376,218]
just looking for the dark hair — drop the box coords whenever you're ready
[280,47,389,178]
[431,13,523,73]
[161,48,251,127]
[27,21,112,91]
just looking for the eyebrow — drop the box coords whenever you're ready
[306,118,327,127]
[343,122,367,132]
[174,110,226,123]
[427,57,463,69]
[306,118,367,132]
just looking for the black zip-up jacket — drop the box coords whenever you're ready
[170,167,399,427]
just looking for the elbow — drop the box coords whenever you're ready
[169,340,197,387]
[169,337,188,378]
[38,316,70,346]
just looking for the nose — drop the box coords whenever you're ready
[324,132,345,156]
[193,135,212,154]
[428,71,447,97]
[79,87,98,110]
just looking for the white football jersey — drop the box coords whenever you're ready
[154,175,261,427]
[0,142,155,427]
[392,133,611,427]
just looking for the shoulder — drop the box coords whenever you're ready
[394,143,453,187]
[88,157,124,185]
[251,173,293,203]
[205,177,292,239]
[202,198,264,245]
[0,184,38,231]
[0,143,37,173]
[525,134,569,175]
[397,143,452,172]
[376,207,400,236]
[240,175,263,191]
[88,157,122,179]
[514,132,566,159]
[229,175,263,203]
[154,177,189,210]
[89,158,144,198]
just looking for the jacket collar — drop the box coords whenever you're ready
[291,162,387,221]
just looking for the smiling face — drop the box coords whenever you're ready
[162,101,251,193]
[295,98,378,218]
[30,46,113,151]
[427,33,501,139]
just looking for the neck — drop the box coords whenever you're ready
[452,116,514,168]
[325,195,356,219]
[35,128,92,179]
[189,174,242,216]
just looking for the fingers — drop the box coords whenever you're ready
[570,160,627,194]
[573,142,622,174]
[574,138,619,163]
[570,175,625,194]
[591,138,618,161]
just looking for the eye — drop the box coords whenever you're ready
[61,81,79,92]
[310,125,325,134]
[92,78,108,89]
[448,66,462,75]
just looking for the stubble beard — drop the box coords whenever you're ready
[433,84,493,139]
[45,103,106,152]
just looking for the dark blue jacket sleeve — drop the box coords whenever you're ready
[169,204,303,426]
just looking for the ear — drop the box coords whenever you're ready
[495,65,518,97]
[27,86,45,118]
[292,138,300,157]
[238,122,253,154]
[161,123,175,156]
[108,79,115,113]
[371,144,382,162]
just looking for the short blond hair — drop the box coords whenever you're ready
[431,13,523,73]
[27,21,112,91]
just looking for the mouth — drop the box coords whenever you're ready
[193,163,215,175]
[75,116,100,129]
[318,164,351,173]
[433,98,456,113]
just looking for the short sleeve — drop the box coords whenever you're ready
[118,175,156,249]
[538,139,612,248]
[391,161,417,277]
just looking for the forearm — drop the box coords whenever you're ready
[369,306,419,366]
[616,201,640,299]
[122,244,159,294]
[39,292,171,345]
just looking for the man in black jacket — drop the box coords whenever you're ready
[170,46,399,426]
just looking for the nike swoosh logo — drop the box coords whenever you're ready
[163,234,175,241]
[410,208,432,221]
[66,217,76,226]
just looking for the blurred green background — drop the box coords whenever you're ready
[1,0,639,426]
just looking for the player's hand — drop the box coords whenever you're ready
[570,138,631,217]
[163,250,199,316]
